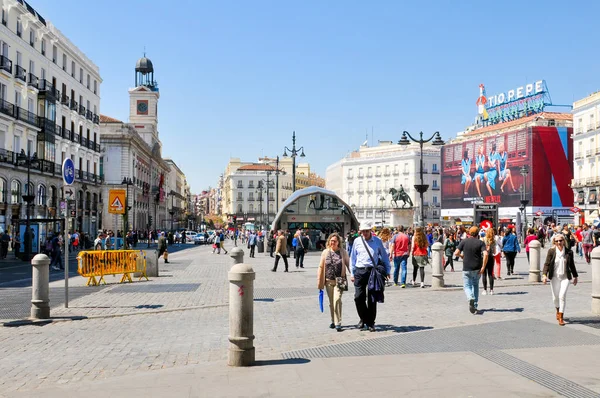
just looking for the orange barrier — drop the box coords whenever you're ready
[77,250,148,286]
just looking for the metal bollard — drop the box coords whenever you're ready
[228,262,255,366]
[31,254,51,319]
[528,239,541,282]
[431,242,445,288]
[230,247,244,265]
[591,247,600,315]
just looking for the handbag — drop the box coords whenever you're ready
[328,250,348,291]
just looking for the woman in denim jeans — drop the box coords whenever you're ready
[502,227,520,276]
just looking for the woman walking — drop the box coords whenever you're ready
[502,226,520,276]
[481,228,496,295]
[494,227,503,280]
[317,233,349,332]
[411,227,429,288]
[543,234,578,326]
[524,228,538,263]
[443,233,456,271]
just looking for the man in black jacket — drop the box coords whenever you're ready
[295,232,310,268]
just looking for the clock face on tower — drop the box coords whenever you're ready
[137,100,149,115]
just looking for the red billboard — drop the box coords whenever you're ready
[442,126,573,209]
[442,129,532,208]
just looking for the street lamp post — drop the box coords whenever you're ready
[122,177,133,248]
[18,150,39,261]
[169,190,175,232]
[519,165,529,243]
[398,131,445,228]
[379,196,386,226]
[283,131,306,193]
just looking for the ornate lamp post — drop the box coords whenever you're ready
[379,196,386,226]
[169,190,176,232]
[122,177,133,248]
[398,131,445,228]
[519,165,529,243]
[18,150,39,261]
[283,131,305,193]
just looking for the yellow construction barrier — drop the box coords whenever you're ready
[77,250,149,286]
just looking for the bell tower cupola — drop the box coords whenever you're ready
[135,54,157,90]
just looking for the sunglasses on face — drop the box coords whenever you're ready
[555,240,564,243]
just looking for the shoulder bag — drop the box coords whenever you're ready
[329,250,348,291]
[361,236,385,271]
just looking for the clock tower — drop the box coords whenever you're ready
[129,55,160,149]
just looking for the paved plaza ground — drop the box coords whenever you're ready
[1,241,600,397]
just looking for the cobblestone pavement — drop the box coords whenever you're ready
[0,243,597,395]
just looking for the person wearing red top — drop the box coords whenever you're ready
[389,226,411,287]
[524,228,538,263]
[411,227,429,288]
[574,226,583,258]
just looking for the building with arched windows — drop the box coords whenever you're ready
[0,0,102,246]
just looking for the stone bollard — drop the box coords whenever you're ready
[528,239,541,283]
[31,254,51,319]
[230,247,244,265]
[146,250,159,277]
[431,242,445,288]
[591,247,600,315]
[228,262,255,366]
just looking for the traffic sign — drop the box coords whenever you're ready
[65,187,74,199]
[59,200,67,217]
[535,211,543,216]
[62,158,75,185]
[108,189,126,214]
[570,207,580,213]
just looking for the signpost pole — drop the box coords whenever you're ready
[62,158,75,309]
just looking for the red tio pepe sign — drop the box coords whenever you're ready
[570,207,580,213]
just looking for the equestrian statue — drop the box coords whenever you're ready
[389,186,413,208]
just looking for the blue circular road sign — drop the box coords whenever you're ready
[62,158,75,185]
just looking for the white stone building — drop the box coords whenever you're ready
[0,0,102,243]
[325,141,442,227]
[572,91,600,222]
[164,158,187,230]
[99,56,170,233]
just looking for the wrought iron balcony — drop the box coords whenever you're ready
[69,100,78,111]
[60,95,70,106]
[78,105,86,116]
[432,169,440,174]
[0,98,15,118]
[16,107,38,126]
[27,73,38,88]
[93,114,100,124]
[0,55,11,74]
[15,65,26,82]
[575,152,583,160]
[86,110,93,120]
[38,80,58,102]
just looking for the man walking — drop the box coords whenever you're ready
[350,222,391,332]
[158,232,169,264]
[271,230,289,272]
[389,226,410,287]
[295,232,309,268]
[454,226,488,314]
[248,231,257,258]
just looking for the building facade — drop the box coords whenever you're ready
[99,56,170,233]
[572,92,600,223]
[0,0,102,242]
[164,158,187,230]
[326,141,442,227]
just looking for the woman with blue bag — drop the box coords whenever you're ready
[317,233,350,332]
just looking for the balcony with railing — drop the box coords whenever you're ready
[392,170,399,176]
[27,73,38,89]
[16,107,38,126]
[366,173,373,178]
[60,95,69,106]
[0,55,12,74]
[575,152,584,160]
[432,186,440,191]
[432,169,440,174]
[78,105,86,116]
[86,110,93,121]
[38,80,58,102]
[357,174,364,179]
[69,99,78,111]
[403,170,409,175]
[15,65,26,82]
[0,98,15,118]
[81,136,88,148]
[420,168,429,174]
[375,173,382,177]
[383,171,391,176]
[93,114,100,124]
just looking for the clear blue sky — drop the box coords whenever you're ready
[33,0,599,193]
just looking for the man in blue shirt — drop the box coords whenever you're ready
[350,222,391,332]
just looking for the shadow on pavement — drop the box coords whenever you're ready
[254,298,275,302]
[479,308,524,313]
[370,325,433,333]
[254,358,311,366]
[3,315,88,327]
[494,291,528,296]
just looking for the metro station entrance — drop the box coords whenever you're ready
[272,187,359,250]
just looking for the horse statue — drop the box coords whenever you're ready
[389,187,413,208]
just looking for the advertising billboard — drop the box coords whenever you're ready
[441,129,532,209]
